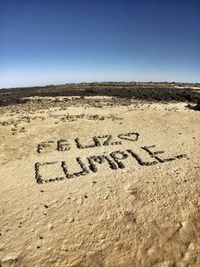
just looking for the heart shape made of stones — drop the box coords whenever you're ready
[118,132,139,142]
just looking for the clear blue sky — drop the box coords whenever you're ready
[0,0,199,88]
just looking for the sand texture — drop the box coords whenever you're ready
[0,95,200,267]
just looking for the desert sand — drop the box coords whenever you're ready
[0,93,200,266]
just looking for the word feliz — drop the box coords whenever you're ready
[37,132,139,153]
[35,145,187,184]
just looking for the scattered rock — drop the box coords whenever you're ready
[69,217,74,223]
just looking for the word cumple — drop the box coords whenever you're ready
[37,132,139,153]
[35,145,187,184]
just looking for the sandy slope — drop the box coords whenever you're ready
[0,97,200,267]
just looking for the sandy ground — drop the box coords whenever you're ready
[0,97,200,267]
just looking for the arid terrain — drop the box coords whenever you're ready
[0,82,200,267]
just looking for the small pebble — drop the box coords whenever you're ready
[69,218,74,223]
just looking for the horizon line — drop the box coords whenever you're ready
[1,80,200,90]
